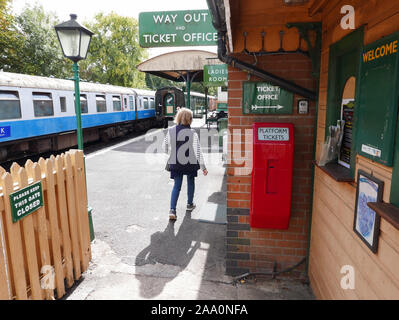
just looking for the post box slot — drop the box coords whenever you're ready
[266,159,278,194]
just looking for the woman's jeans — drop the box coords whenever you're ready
[170,174,195,210]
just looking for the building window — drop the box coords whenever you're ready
[113,96,122,111]
[0,90,22,120]
[96,95,107,113]
[33,92,54,117]
[60,96,67,112]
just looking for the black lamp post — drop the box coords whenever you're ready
[54,14,93,150]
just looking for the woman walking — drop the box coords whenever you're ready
[163,108,208,220]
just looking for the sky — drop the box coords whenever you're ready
[11,0,217,58]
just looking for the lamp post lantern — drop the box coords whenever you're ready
[55,14,93,150]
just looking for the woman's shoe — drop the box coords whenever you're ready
[187,203,196,211]
[169,209,177,220]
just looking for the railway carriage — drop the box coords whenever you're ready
[0,72,157,161]
[155,87,216,127]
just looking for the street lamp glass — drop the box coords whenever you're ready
[57,29,80,58]
[54,14,93,62]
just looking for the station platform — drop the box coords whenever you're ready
[66,118,314,300]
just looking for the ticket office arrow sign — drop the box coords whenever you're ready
[251,105,284,111]
[243,82,294,114]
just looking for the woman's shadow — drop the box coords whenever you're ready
[134,212,200,298]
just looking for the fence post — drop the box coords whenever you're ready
[64,153,82,280]
[0,172,28,299]
[70,150,91,272]
[25,160,54,300]
[39,158,65,299]
[13,167,42,300]
[55,155,74,288]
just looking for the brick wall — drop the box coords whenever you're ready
[225,53,317,278]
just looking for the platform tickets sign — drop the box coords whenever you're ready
[139,10,218,47]
[242,82,294,114]
[10,182,43,223]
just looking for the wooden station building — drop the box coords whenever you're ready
[207,0,399,299]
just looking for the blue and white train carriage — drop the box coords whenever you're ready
[0,72,157,161]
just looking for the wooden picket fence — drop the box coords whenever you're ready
[0,150,91,300]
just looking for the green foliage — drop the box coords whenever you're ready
[0,0,25,72]
[145,73,183,91]
[79,12,148,88]
[15,4,71,77]
[1,3,71,77]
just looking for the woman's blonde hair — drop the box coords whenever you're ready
[175,107,193,126]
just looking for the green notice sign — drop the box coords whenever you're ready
[242,82,294,114]
[355,32,399,166]
[139,10,217,48]
[10,181,43,223]
[204,64,228,87]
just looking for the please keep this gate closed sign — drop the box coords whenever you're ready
[10,181,43,223]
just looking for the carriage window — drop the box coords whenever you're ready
[73,94,88,114]
[129,96,134,110]
[33,92,54,117]
[96,95,107,112]
[143,97,149,110]
[150,98,155,109]
[0,91,22,120]
[113,96,122,111]
[80,95,88,114]
[60,97,67,112]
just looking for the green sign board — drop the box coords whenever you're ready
[204,64,228,87]
[242,82,294,114]
[355,31,399,166]
[217,103,228,111]
[10,181,43,223]
[139,10,217,48]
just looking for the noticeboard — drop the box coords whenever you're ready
[139,10,217,48]
[242,82,294,115]
[355,32,399,166]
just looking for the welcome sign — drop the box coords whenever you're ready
[356,31,399,166]
[139,10,217,48]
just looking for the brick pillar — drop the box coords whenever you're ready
[225,53,317,279]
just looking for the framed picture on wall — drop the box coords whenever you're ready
[353,170,384,253]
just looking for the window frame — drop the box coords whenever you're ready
[60,96,67,113]
[0,90,22,120]
[324,27,364,177]
[96,95,107,113]
[33,92,54,118]
[112,95,122,112]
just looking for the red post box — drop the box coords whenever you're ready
[250,123,294,229]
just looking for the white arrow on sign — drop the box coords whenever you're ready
[251,105,284,111]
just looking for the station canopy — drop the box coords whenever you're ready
[137,50,222,82]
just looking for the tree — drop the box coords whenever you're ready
[0,0,25,72]
[14,4,71,77]
[79,12,148,88]
[145,73,183,91]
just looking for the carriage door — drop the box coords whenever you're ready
[164,93,175,116]
[129,95,135,119]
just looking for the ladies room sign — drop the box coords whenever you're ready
[242,82,293,115]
